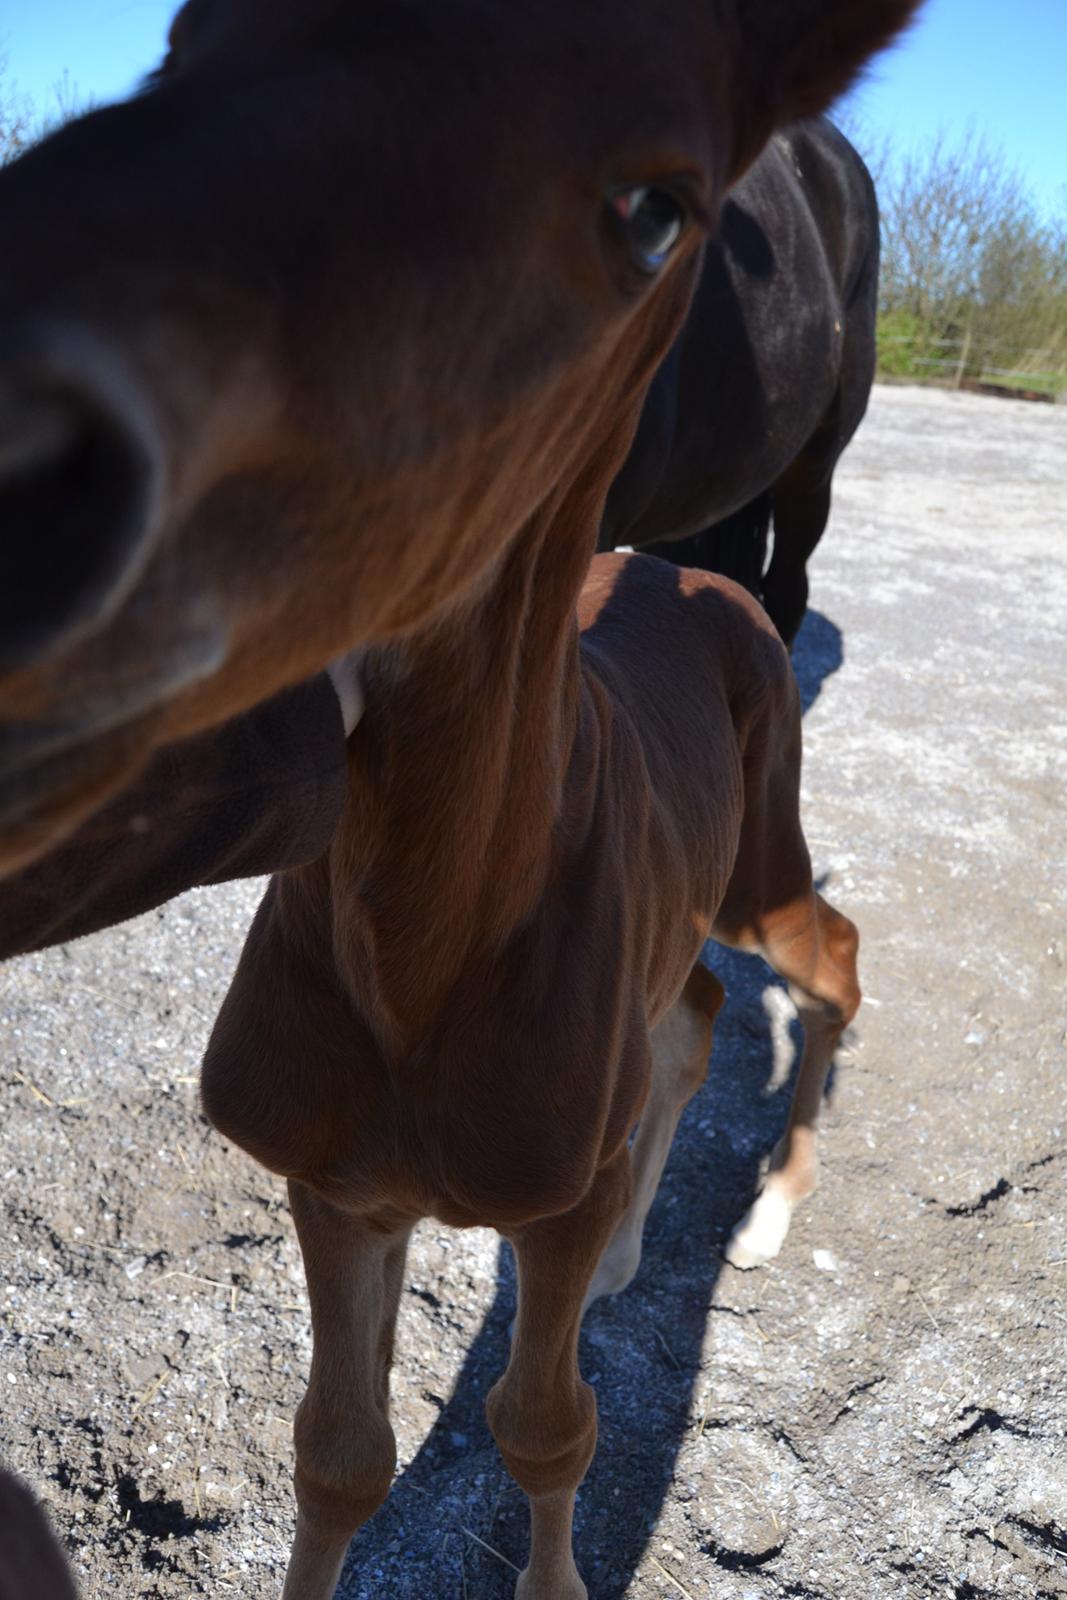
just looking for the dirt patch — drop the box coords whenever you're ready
[2,384,1065,1598]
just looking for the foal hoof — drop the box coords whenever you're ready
[515,1563,588,1600]
[724,1187,792,1270]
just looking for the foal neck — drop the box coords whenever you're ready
[328,488,601,1048]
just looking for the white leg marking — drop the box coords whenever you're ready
[724,1184,793,1270]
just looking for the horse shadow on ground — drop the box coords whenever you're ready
[336,607,845,1599]
[792,606,843,715]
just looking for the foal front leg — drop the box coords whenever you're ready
[486,1150,631,1600]
[282,1181,411,1600]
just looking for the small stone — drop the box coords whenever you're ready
[813,1248,839,1272]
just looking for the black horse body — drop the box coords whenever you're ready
[600,116,880,647]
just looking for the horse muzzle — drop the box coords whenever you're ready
[0,317,164,676]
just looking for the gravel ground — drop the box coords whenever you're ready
[1,383,1065,1600]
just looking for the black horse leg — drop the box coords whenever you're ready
[761,456,834,649]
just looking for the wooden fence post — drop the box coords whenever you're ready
[953,324,972,389]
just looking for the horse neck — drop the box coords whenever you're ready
[327,483,600,1047]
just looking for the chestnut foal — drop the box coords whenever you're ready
[204,553,862,1598]
[0,1,920,1594]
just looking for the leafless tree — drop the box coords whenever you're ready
[1,58,95,165]
[878,127,1028,326]
[0,52,32,165]
[865,124,1067,390]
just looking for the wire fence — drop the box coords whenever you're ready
[877,331,1067,402]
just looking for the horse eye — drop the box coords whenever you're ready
[610,187,687,275]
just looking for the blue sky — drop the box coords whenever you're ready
[3,0,1065,213]
[3,1,174,110]
[842,0,1066,214]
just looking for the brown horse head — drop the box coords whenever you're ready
[0,0,920,871]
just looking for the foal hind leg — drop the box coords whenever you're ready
[281,1183,411,1600]
[713,634,860,1269]
[584,963,724,1312]
[722,892,860,1269]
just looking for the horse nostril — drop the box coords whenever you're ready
[0,324,162,674]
